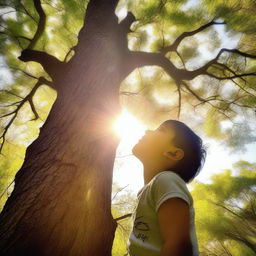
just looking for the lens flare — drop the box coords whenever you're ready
[113,109,146,143]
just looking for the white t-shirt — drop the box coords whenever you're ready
[127,171,199,256]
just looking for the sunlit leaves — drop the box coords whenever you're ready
[191,161,256,255]
[239,34,256,55]
[203,108,227,139]
[179,42,199,63]
[164,8,201,29]
[240,95,256,106]
[111,182,135,256]
[203,0,256,34]
[0,143,25,211]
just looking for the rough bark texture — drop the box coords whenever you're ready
[0,0,133,255]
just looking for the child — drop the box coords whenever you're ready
[127,120,206,256]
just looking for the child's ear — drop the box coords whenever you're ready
[163,148,184,161]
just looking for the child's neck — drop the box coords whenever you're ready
[143,164,171,185]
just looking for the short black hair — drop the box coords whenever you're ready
[163,120,207,183]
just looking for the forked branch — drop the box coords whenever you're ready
[18,0,63,79]
[162,20,226,54]
[0,77,51,153]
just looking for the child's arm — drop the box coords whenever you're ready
[157,197,193,256]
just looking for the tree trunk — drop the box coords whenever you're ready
[0,0,131,255]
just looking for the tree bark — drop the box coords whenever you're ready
[0,0,132,255]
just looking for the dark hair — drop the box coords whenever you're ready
[163,120,207,183]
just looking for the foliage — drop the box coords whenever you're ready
[111,182,137,256]
[191,160,256,255]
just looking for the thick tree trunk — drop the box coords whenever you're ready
[0,0,131,255]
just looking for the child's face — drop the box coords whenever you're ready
[132,123,178,163]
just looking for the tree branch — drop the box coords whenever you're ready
[119,11,136,31]
[8,66,53,86]
[181,80,238,120]
[127,45,256,83]
[220,48,256,59]
[224,231,256,252]
[176,50,186,69]
[208,199,245,220]
[0,90,23,99]
[210,63,256,96]
[187,48,256,80]
[18,2,38,23]
[17,0,64,80]
[116,11,136,62]
[18,49,64,80]
[124,26,256,119]
[112,184,129,201]
[206,71,256,80]
[181,81,207,103]
[64,47,75,63]
[0,26,32,49]
[162,20,226,54]
[218,241,233,256]
[114,213,132,222]
[126,51,186,81]
[0,179,15,199]
[0,77,47,153]
[27,0,46,49]
[177,84,182,119]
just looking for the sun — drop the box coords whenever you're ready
[112,109,146,191]
[113,109,146,143]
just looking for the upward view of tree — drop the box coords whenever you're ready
[0,0,255,255]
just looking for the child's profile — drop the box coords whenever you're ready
[127,119,207,256]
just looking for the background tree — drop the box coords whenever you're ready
[0,0,255,255]
[192,160,256,256]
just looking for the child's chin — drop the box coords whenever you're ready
[132,143,139,156]
[132,143,143,158]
